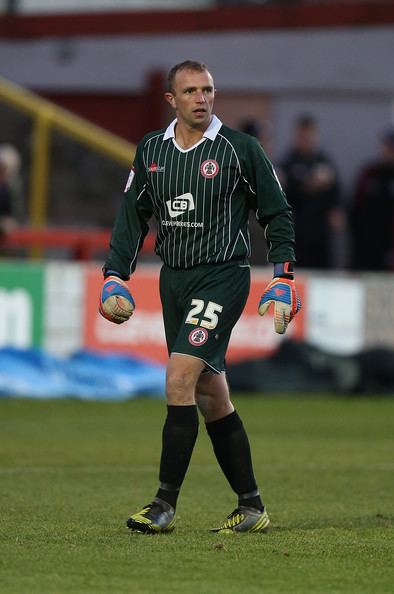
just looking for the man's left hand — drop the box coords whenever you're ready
[258,277,301,335]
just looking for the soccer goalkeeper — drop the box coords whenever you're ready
[100,60,301,534]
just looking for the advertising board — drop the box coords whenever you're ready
[0,262,44,347]
[84,265,306,364]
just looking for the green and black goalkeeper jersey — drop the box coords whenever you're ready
[105,115,295,278]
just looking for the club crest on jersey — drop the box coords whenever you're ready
[166,192,195,218]
[200,159,219,179]
[147,162,165,173]
[188,327,208,346]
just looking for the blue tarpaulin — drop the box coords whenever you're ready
[0,348,166,400]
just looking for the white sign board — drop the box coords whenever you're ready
[306,277,365,355]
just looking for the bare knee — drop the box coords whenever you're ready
[166,371,196,405]
[166,354,205,405]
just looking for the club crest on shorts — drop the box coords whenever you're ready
[188,327,209,346]
[200,159,219,179]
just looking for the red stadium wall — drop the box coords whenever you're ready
[40,89,272,145]
[0,2,393,38]
[39,70,166,143]
[38,93,147,143]
[1,2,392,142]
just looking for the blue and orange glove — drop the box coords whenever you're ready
[99,274,135,324]
[258,262,301,335]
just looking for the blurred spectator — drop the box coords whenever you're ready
[278,114,345,269]
[238,118,275,265]
[240,118,263,140]
[0,144,23,235]
[239,117,274,157]
[350,127,394,271]
[217,1,300,5]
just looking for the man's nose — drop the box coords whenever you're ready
[195,91,206,103]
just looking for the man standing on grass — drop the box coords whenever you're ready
[99,60,301,534]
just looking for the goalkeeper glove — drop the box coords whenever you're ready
[258,262,301,335]
[99,274,135,324]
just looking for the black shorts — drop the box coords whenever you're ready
[159,261,250,373]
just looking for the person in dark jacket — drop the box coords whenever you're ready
[278,114,344,269]
[350,127,394,271]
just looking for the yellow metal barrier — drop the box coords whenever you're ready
[29,113,51,228]
[0,76,136,228]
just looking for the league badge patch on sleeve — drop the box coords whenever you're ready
[124,167,135,192]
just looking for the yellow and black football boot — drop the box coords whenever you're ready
[126,498,176,534]
[210,506,270,534]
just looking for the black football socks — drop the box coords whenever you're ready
[155,404,199,509]
[206,410,264,511]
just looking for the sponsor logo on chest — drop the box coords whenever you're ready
[166,192,195,218]
[147,162,165,173]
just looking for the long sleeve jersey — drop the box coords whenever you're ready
[104,115,295,278]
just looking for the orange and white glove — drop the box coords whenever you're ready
[258,263,301,335]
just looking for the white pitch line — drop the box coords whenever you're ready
[0,464,220,475]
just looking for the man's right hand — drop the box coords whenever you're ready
[99,275,135,324]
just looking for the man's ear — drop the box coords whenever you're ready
[164,92,176,109]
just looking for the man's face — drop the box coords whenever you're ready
[381,141,394,165]
[295,124,318,154]
[0,162,6,183]
[165,68,215,129]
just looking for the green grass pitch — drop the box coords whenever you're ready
[0,395,393,594]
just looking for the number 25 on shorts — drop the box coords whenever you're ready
[185,299,223,330]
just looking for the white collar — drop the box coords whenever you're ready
[163,114,222,141]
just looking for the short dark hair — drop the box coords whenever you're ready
[296,114,317,129]
[167,60,209,93]
[381,126,394,149]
